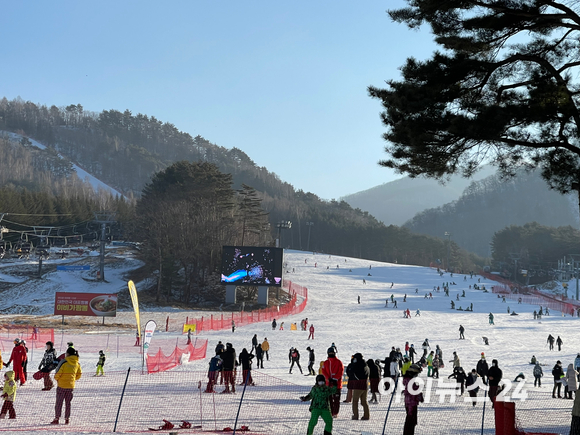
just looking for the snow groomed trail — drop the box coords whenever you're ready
[0,250,575,434]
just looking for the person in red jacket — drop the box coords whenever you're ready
[308,325,315,340]
[5,339,27,386]
[321,347,344,418]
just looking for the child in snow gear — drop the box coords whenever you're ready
[533,361,543,387]
[38,341,58,390]
[308,324,315,340]
[51,347,82,425]
[403,364,423,435]
[95,351,105,376]
[300,374,337,435]
[0,371,16,419]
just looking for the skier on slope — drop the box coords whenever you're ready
[547,334,555,351]
[289,347,303,374]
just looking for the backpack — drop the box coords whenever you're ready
[533,365,542,377]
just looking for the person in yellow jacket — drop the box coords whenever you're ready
[51,347,82,425]
[261,338,270,361]
[0,370,16,419]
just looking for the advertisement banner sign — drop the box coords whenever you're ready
[143,320,157,355]
[128,280,141,339]
[182,324,197,334]
[54,292,117,317]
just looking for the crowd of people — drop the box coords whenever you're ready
[0,339,83,424]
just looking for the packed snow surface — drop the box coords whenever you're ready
[0,250,576,434]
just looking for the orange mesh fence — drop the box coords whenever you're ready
[0,370,570,434]
[146,339,208,374]
[491,284,579,316]
[187,281,308,334]
[0,326,54,349]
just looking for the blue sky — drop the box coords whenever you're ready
[1,1,436,200]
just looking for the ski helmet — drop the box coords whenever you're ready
[315,374,326,384]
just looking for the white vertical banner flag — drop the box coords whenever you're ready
[143,320,157,357]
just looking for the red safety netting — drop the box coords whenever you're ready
[146,339,208,374]
[186,280,308,334]
[0,326,55,349]
[483,272,580,316]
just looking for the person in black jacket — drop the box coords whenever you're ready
[448,367,467,395]
[476,354,489,385]
[408,345,417,364]
[255,344,264,369]
[220,343,237,393]
[465,369,480,407]
[488,359,503,407]
[306,347,316,376]
[38,341,58,391]
[367,359,381,403]
[289,347,303,374]
[346,353,370,420]
[553,360,564,398]
[251,334,258,353]
[238,348,255,386]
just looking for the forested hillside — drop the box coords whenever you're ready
[405,171,578,257]
[0,97,484,275]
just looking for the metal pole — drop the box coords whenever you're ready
[100,223,106,281]
[574,260,579,300]
[232,369,251,435]
[113,367,131,432]
[480,387,488,435]
[381,374,399,435]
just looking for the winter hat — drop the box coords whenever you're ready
[315,374,326,384]
[327,347,336,357]
[13,338,20,345]
[99,350,104,355]
[306,347,311,351]
[67,342,74,348]
[557,360,562,364]
[353,353,363,362]
[481,352,485,358]
[492,359,498,365]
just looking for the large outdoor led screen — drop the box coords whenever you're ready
[220,246,283,287]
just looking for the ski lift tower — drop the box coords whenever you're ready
[93,212,116,281]
[567,254,580,300]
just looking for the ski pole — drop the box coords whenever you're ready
[381,374,399,435]
[233,369,251,435]
[212,383,217,432]
[198,380,203,429]
[480,386,488,435]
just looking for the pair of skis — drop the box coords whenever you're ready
[148,420,196,431]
